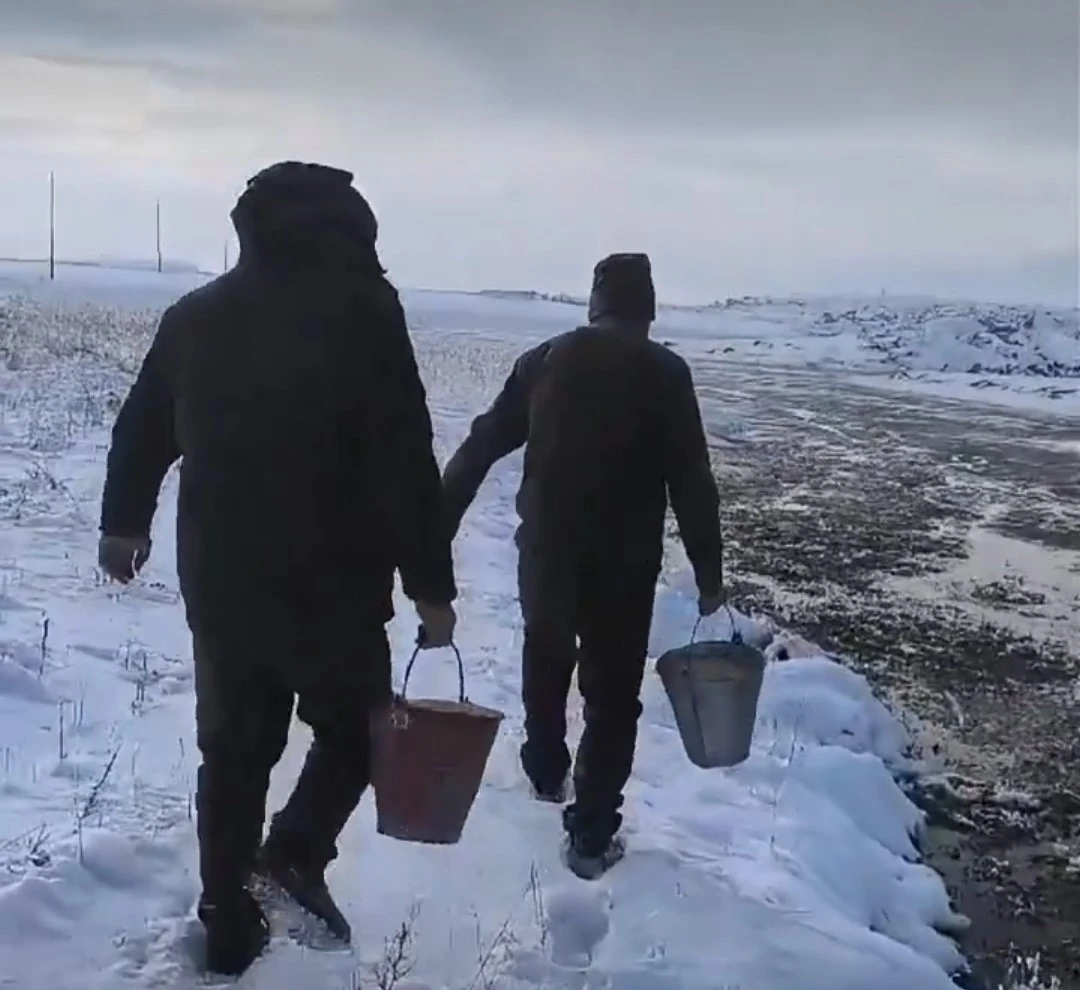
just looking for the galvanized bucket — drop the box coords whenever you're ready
[655,607,766,769]
[371,643,504,845]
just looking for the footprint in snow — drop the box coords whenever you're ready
[546,886,612,969]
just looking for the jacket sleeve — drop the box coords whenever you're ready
[441,343,545,538]
[367,294,457,605]
[662,358,724,596]
[99,311,181,538]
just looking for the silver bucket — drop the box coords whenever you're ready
[655,637,766,769]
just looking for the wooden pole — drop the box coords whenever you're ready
[155,200,163,273]
[48,172,55,281]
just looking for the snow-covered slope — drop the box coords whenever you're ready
[0,269,980,989]
[661,296,1080,376]
[659,296,1080,414]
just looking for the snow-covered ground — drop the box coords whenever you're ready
[0,263,1057,989]
[401,290,1080,418]
[4,260,1078,416]
[405,286,1080,417]
[665,297,1080,417]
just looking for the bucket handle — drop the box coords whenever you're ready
[690,602,743,646]
[399,637,467,703]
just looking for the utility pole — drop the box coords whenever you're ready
[223,241,229,273]
[155,200,163,273]
[48,171,55,281]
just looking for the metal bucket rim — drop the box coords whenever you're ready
[391,697,505,721]
[657,641,765,670]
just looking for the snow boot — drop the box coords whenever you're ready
[560,805,626,880]
[560,833,626,880]
[198,890,270,977]
[529,772,570,804]
[253,844,352,944]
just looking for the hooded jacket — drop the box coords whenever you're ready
[230,161,382,275]
[100,161,456,634]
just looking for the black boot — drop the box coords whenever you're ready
[560,833,627,880]
[254,840,352,943]
[198,890,269,977]
[520,739,571,805]
[560,806,626,880]
[530,777,570,804]
[527,763,570,804]
[251,732,367,943]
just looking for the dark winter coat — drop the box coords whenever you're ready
[99,162,456,634]
[441,322,724,593]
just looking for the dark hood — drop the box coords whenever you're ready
[587,252,656,325]
[230,161,385,275]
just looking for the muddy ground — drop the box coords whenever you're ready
[692,361,1080,989]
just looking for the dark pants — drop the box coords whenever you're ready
[192,613,390,906]
[517,545,657,852]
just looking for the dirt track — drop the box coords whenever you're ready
[693,361,1080,989]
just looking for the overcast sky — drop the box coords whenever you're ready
[0,0,1077,305]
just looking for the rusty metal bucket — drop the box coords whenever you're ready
[371,643,504,845]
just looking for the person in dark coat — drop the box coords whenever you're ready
[97,161,458,976]
[441,252,725,880]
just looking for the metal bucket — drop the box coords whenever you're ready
[371,644,504,845]
[655,617,766,768]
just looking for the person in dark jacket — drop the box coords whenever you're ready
[97,161,457,976]
[441,252,725,880]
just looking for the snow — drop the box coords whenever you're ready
[3,261,1077,415]
[0,265,999,989]
[661,297,1080,416]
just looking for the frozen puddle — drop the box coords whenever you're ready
[0,282,972,990]
[883,514,1080,645]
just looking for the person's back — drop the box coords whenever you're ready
[516,323,689,564]
[103,161,453,633]
[165,261,403,626]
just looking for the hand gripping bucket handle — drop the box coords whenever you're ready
[398,632,466,704]
[384,639,468,732]
[372,637,504,845]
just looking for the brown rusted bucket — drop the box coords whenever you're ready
[371,643,504,845]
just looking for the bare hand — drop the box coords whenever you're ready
[415,601,457,649]
[98,535,151,584]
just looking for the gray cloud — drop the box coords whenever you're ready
[366,0,1079,147]
[0,0,249,55]
[0,0,1075,304]
[2,0,1076,146]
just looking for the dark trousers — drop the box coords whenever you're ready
[517,546,657,851]
[192,614,390,906]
